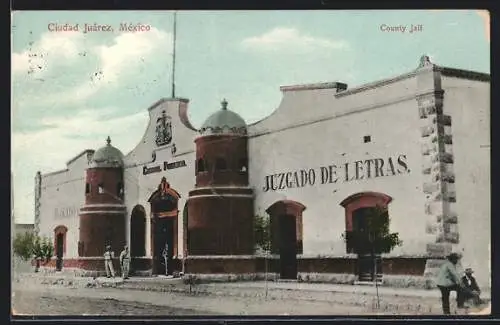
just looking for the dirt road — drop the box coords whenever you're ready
[12,283,373,316]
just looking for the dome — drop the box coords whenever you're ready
[199,99,247,136]
[89,136,124,168]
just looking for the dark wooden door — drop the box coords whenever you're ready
[279,215,297,280]
[352,208,382,282]
[56,234,64,271]
[153,217,174,275]
[130,209,146,257]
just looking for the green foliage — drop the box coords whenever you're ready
[341,205,403,255]
[13,232,54,262]
[34,236,55,262]
[13,231,36,261]
[254,214,271,252]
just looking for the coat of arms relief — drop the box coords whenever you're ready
[155,110,173,147]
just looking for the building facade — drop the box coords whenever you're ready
[34,56,490,289]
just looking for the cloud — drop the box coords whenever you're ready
[12,31,84,76]
[241,27,349,54]
[476,10,490,42]
[92,27,171,83]
[13,108,148,164]
[13,28,172,108]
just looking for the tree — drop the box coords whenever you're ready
[33,236,54,263]
[13,231,36,261]
[254,214,271,253]
[254,214,272,298]
[13,232,54,266]
[341,205,403,309]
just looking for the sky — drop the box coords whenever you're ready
[11,10,490,224]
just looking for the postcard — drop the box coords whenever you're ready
[11,9,491,316]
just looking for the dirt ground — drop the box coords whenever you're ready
[12,284,375,316]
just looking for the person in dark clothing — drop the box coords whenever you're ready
[436,253,464,314]
[461,268,481,306]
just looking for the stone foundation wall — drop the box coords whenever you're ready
[182,272,429,289]
[184,255,434,288]
[33,257,183,277]
[33,255,437,289]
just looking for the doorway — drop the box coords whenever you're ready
[352,207,383,282]
[53,225,67,272]
[130,205,146,257]
[148,178,181,276]
[266,200,306,281]
[152,217,175,275]
[278,214,297,280]
[55,233,64,271]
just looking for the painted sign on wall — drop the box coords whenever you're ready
[262,154,410,192]
[54,206,79,219]
[143,160,187,175]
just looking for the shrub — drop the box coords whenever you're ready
[13,232,54,263]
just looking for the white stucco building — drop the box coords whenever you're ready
[34,56,490,289]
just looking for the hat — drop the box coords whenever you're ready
[465,267,474,273]
[447,252,461,259]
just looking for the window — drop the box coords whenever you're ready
[238,158,248,172]
[215,158,227,170]
[197,159,206,173]
[98,183,104,194]
[85,183,91,194]
[363,135,371,143]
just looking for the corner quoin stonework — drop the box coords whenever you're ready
[416,56,459,284]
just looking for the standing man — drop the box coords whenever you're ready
[436,253,464,314]
[104,245,115,278]
[162,243,169,276]
[120,245,130,280]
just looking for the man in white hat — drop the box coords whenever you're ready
[460,267,481,306]
[103,245,115,278]
[119,245,130,280]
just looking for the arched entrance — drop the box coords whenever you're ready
[340,192,392,282]
[54,225,68,271]
[266,200,306,280]
[148,177,180,276]
[130,205,146,257]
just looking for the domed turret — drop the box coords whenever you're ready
[199,99,247,136]
[187,98,254,258]
[90,136,124,168]
[79,135,126,259]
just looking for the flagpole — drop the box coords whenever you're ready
[171,11,177,99]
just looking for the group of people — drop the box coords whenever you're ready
[103,243,170,279]
[436,252,483,314]
[103,245,130,279]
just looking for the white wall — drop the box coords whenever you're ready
[249,77,428,257]
[38,154,88,258]
[441,76,490,288]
